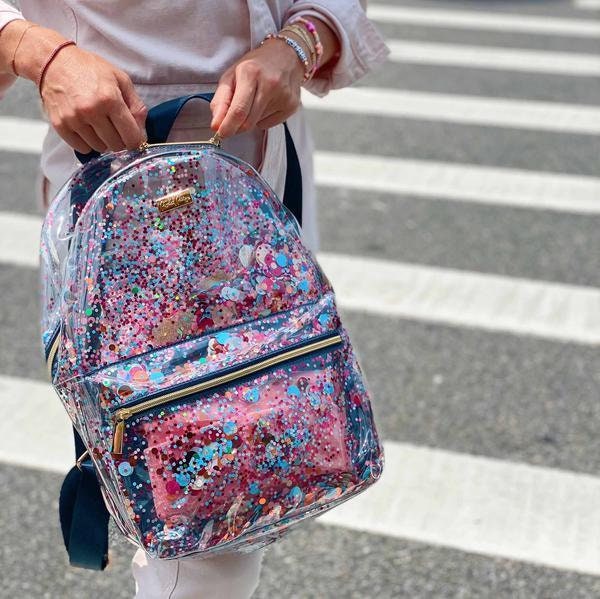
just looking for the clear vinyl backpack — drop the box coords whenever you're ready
[40,94,384,568]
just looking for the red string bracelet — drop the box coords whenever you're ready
[36,40,76,96]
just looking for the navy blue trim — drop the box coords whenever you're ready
[145,93,214,144]
[283,123,302,226]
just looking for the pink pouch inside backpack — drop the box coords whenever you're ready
[139,355,353,542]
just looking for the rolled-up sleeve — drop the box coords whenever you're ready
[0,2,25,99]
[283,0,389,96]
[0,1,23,32]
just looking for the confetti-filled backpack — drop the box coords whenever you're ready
[40,94,384,570]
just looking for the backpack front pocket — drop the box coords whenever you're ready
[107,332,378,557]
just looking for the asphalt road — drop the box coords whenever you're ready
[1,0,600,597]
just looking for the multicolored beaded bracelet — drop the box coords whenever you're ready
[281,23,318,76]
[261,33,312,82]
[290,17,324,76]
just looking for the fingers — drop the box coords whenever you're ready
[239,87,271,133]
[51,122,93,154]
[110,104,146,149]
[77,124,107,153]
[92,114,126,151]
[75,73,146,152]
[210,69,234,132]
[116,71,148,145]
[217,64,258,138]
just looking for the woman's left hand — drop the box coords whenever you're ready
[210,38,305,138]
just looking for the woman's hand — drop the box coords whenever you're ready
[210,38,305,139]
[211,17,340,139]
[40,45,148,153]
[1,21,147,153]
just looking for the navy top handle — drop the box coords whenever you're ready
[74,93,302,225]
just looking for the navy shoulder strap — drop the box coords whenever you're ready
[59,429,109,570]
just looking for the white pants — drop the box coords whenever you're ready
[131,547,266,599]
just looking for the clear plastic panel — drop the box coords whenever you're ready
[58,147,324,380]
[44,145,383,559]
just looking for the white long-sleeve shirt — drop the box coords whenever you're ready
[0,0,388,249]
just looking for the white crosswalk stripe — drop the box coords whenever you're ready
[4,372,600,576]
[316,152,600,214]
[2,212,599,345]
[321,442,600,577]
[319,253,600,345]
[0,116,48,153]
[0,212,42,267]
[2,117,600,214]
[574,0,600,8]
[302,87,600,134]
[368,4,600,37]
[387,40,600,76]
[0,116,47,152]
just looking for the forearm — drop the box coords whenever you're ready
[0,19,68,81]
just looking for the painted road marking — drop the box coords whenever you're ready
[574,0,600,9]
[302,87,600,134]
[3,373,600,576]
[0,212,42,268]
[2,213,599,345]
[320,442,600,577]
[387,40,600,77]
[2,119,599,215]
[319,253,600,345]
[315,152,600,214]
[368,4,600,37]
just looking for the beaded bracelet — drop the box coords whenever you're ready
[37,40,76,96]
[280,24,316,72]
[290,17,324,75]
[261,33,311,81]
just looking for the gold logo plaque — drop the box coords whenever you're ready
[155,188,194,213]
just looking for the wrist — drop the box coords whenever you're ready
[7,22,69,82]
[261,35,309,84]
[288,15,340,75]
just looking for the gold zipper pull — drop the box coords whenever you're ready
[138,140,149,152]
[112,409,132,455]
[208,133,222,148]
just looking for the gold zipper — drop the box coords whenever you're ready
[138,133,221,152]
[111,333,343,455]
[47,333,61,380]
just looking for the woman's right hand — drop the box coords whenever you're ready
[40,44,148,153]
[3,21,147,153]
